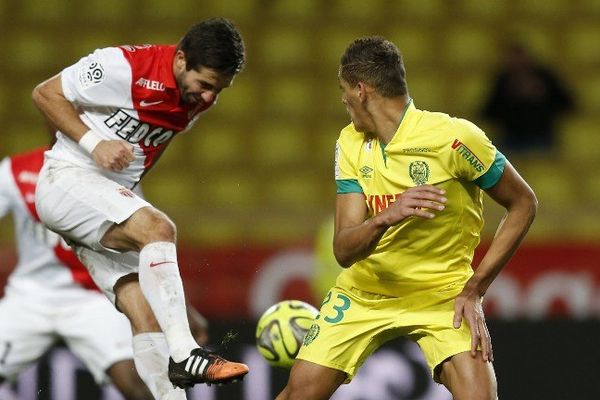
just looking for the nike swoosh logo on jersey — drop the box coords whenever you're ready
[149,260,176,267]
[140,100,164,107]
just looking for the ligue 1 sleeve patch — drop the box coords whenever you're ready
[78,59,105,89]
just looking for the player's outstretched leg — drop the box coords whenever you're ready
[114,272,249,389]
[137,241,248,387]
[101,208,249,388]
[168,347,249,388]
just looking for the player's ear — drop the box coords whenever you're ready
[174,50,187,71]
[356,82,368,102]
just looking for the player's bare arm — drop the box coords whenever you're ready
[32,75,134,171]
[333,185,446,267]
[32,74,89,141]
[453,161,537,361]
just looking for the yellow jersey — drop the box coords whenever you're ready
[334,100,506,297]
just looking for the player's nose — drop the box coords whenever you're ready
[201,91,217,103]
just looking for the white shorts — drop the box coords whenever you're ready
[35,159,150,251]
[76,246,140,305]
[0,289,133,384]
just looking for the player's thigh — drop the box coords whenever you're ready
[297,287,400,382]
[278,360,346,400]
[35,160,150,251]
[101,206,176,252]
[58,292,134,385]
[407,282,475,381]
[439,351,497,400]
[0,296,55,379]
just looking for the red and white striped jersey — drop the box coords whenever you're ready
[46,44,214,188]
[0,148,98,297]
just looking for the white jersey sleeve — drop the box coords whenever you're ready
[0,158,15,218]
[61,47,132,109]
[48,44,197,188]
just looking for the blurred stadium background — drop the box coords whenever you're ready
[0,0,599,399]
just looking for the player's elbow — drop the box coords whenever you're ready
[335,256,352,269]
[518,187,538,226]
[32,76,64,113]
[526,189,538,222]
[32,81,52,111]
[333,246,353,269]
[31,83,45,108]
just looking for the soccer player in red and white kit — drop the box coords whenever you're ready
[0,146,154,399]
[0,143,211,399]
[31,18,248,393]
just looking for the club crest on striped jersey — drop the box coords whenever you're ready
[118,187,135,198]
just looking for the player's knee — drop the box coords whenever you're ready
[152,218,176,242]
[143,209,177,243]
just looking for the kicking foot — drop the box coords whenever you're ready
[168,348,249,388]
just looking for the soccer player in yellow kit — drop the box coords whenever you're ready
[276,37,538,400]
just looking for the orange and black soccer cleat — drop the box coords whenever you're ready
[168,347,249,388]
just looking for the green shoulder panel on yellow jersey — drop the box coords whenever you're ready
[473,150,506,189]
[336,179,362,194]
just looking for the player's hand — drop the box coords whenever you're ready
[91,140,135,171]
[378,185,446,226]
[453,285,493,362]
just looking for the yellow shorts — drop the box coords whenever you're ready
[297,282,473,383]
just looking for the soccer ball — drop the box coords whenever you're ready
[255,300,319,369]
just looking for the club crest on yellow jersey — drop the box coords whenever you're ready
[409,161,430,185]
[303,323,320,346]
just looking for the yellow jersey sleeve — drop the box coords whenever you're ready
[449,119,506,189]
[335,126,363,194]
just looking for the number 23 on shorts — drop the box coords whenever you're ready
[316,291,351,324]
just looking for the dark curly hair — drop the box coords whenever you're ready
[178,18,245,75]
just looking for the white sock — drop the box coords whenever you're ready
[132,333,187,400]
[138,241,198,362]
